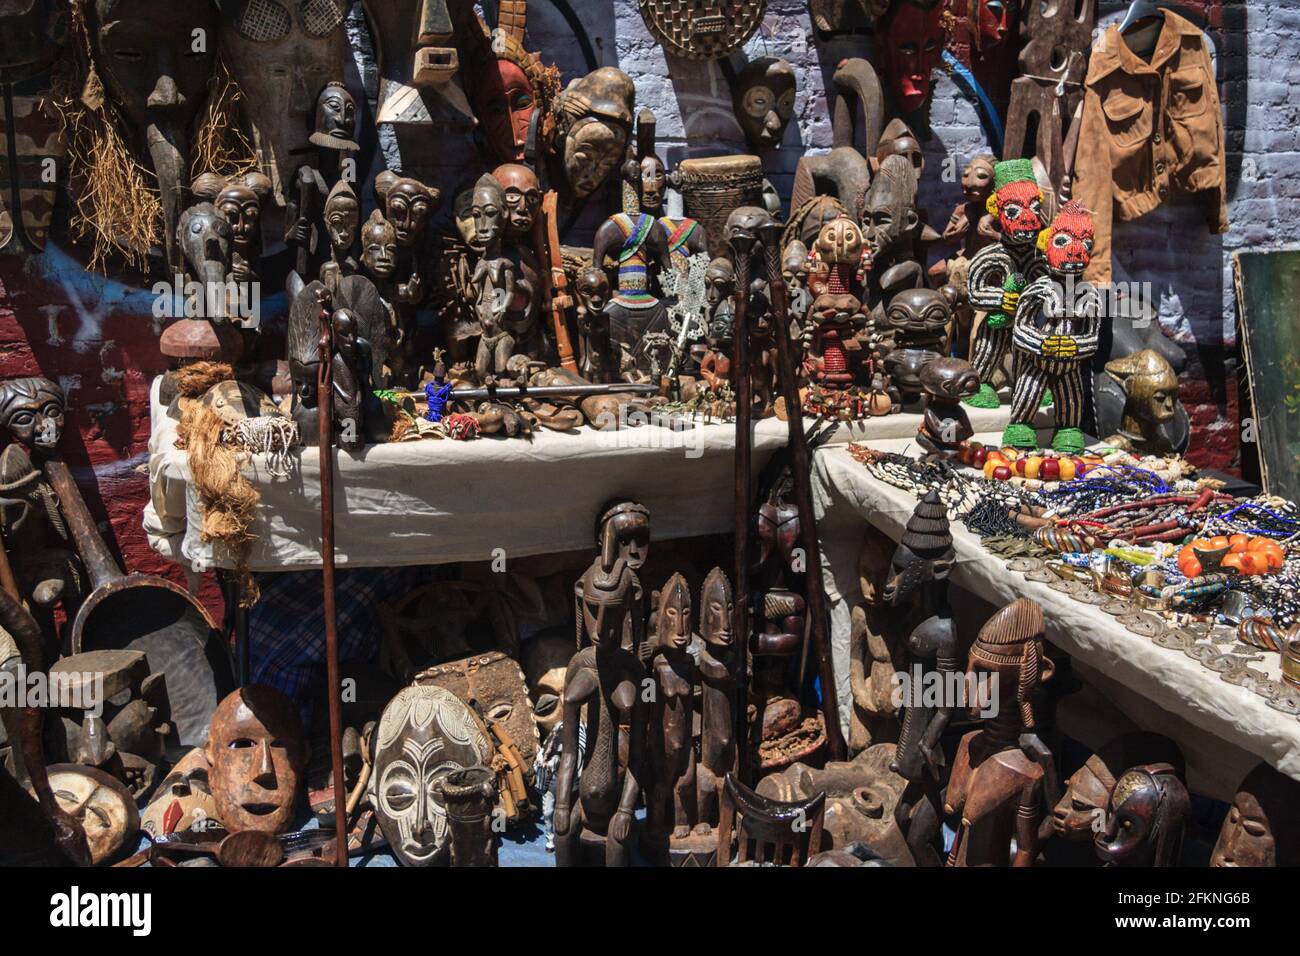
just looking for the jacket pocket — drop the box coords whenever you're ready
[1101,85,1152,150]
[1168,67,1209,120]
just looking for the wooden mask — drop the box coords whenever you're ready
[204,686,306,835]
[878,0,946,113]
[374,171,439,248]
[310,79,358,151]
[470,55,534,165]
[492,163,542,237]
[555,67,635,200]
[219,0,347,194]
[0,375,64,458]
[45,764,138,864]
[371,684,494,866]
[324,180,360,258]
[733,57,796,152]
[862,155,919,261]
[140,747,220,839]
[361,211,397,280]
[1095,763,1189,867]
[1050,732,1184,842]
[1211,763,1300,867]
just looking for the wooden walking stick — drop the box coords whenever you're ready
[755,221,846,762]
[314,288,349,867]
[727,229,756,783]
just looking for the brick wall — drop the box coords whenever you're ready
[0,0,1283,593]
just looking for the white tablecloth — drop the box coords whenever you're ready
[813,436,1300,797]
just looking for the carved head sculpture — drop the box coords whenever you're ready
[882,490,954,606]
[203,173,271,267]
[878,0,946,113]
[178,203,233,316]
[90,0,218,270]
[872,118,923,176]
[653,572,692,652]
[733,57,796,151]
[968,597,1052,727]
[468,1,559,164]
[968,0,1014,53]
[789,195,850,249]
[310,80,359,151]
[140,747,220,838]
[1051,732,1185,842]
[218,0,347,192]
[885,287,950,342]
[1037,199,1094,275]
[596,499,650,573]
[360,211,397,280]
[575,266,610,317]
[782,240,810,288]
[1211,763,1300,867]
[986,158,1044,245]
[580,556,639,650]
[704,257,736,312]
[1105,349,1178,427]
[493,163,542,237]
[1095,763,1189,867]
[521,632,574,734]
[633,155,667,213]
[371,684,494,866]
[815,216,866,268]
[0,376,64,457]
[46,764,138,864]
[470,173,506,251]
[374,171,439,248]
[961,153,996,203]
[700,567,734,649]
[919,357,980,403]
[0,0,66,76]
[324,179,359,257]
[203,685,306,835]
[862,154,919,260]
[555,67,635,199]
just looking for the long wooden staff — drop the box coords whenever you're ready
[538,190,579,372]
[314,289,349,867]
[727,231,755,783]
[756,222,846,762]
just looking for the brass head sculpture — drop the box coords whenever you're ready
[1103,349,1180,455]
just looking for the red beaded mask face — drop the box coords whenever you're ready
[992,179,1044,243]
[880,1,946,113]
[471,58,536,164]
[1041,201,1094,274]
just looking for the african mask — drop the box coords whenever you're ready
[878,0,946,113]
[733,57,796,151]
[1211,763,1300,867]
[596,499,650,572]
[374,171,439,248]
[208,173,271,278]
[219,0,346,194]
[140,747,220,839]
[310,80,358,151]
[324,180,359,258]
[492,163,542,237]
[471,56,535,165]
[1095,763,1189,867]
[970,0,1013,52]
[1038,199,1093,275]
[704,258,735,312]
[470,173,506,250]
[636,0,766,61]
[371,684,494,866]
[361,211,397,280]
[862,155,919,261]
[815,217,865,267]
[90,0,218,270]
[1051,732,1185,842]
[204,685,306,835]
[885,287,950,343]
[0,376,64,458]
[873,118,923,176]
[987,159,1044,245]
[961,153,995,204]
[522,632,575,734]
[44,764,138,864]
[575,266,610,316]
[555,67,635,200]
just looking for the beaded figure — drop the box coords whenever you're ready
[963,159,1049,408]
[1002,201,1101,454]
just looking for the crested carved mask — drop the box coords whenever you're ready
[555,67,635,200]
[733,56,796,151]
[879,0,946,113]
[0,375,64,457]
[204,685,306,835]
[371,684,494,866]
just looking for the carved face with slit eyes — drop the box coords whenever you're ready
[47,764,138,864]
[371,685,493,866]
[0,376,64,455]
[204,686,305,835]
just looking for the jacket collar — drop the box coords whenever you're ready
[1087,10,1205,82]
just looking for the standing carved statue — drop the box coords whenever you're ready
[884,491,957,867]
[575,500,650,656]
[320,180,361,291]
[789,58,883,220]
[593,208,674,378]
[555,551,648,867]
[929,154,998,301]
[800,292,875,420]
[695,568,737,834]
[964,158,1049,407]
[574,267,613,383]
[1051,732,1184,845]
[732,57,796,152]
[646,573,700,853]
[848,524,906,752]
[88,0,218,273]
[489,164,545,359]
[916,358,980,457]
[469,174,519,380]
[945,598,1057,867]
[374,170,440,386]
[861,155,927,312]
[288,296,376,451]
[1100,350,1180,455]
[1003,200,1101,454]
[192,171,273,284]
[158,202,243,364]
[1211,763,1300,867]
[284,81,360,285]
[204,686,306,836]
[1094,763,1189,867]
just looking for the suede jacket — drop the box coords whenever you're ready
[1073,12,1228,284]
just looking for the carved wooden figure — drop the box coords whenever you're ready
[944,598,1057,867]
[1211,763,1300,867]
[789,58,882,220]
[574,267,613,383]
[885,491,957,867]
[916,357,980,457]
[696,567,737,832]
[204,685,306,836]
[877,0,948,117]
[647,573,699,846]
[548,67,636,206]
[882,287,954,406]
[574,500,650,658]
[848,524,906,752]
[862,155,927,312]
[1094,763,1189,867]
[1051,731,1184,843]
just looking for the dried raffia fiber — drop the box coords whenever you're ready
[172,361,235,399]
[175,399,260,607]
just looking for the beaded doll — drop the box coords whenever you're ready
[963,159,1049,408]
[1002,201,1101,454]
